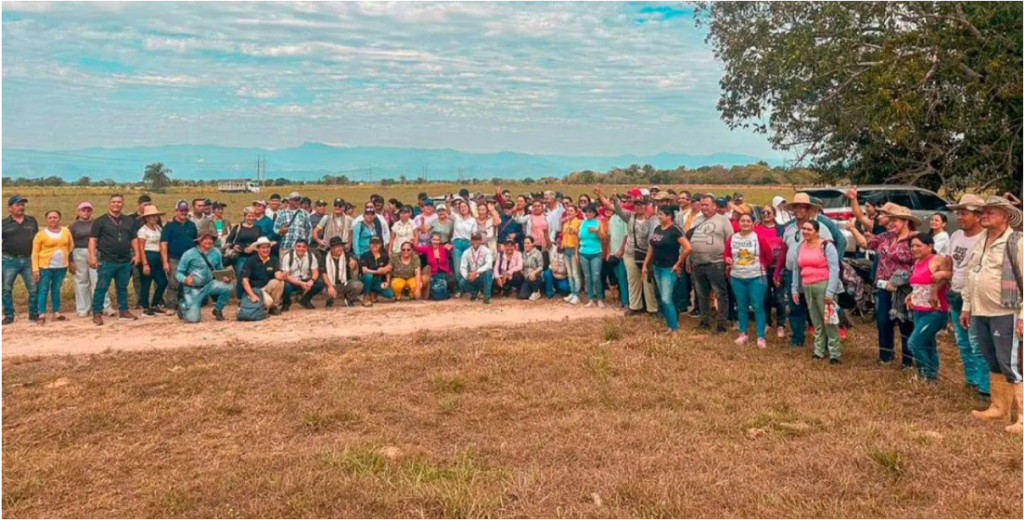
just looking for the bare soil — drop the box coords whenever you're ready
[1,299,618,357]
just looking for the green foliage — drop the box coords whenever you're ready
[696,1,1022,195]
[564,163,817,186]
[142,162,172,190]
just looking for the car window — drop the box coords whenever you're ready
[803,189,846,209]
[866,190,915,208]
[914,191,948,211]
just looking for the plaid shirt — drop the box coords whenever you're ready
[272,208,312,251]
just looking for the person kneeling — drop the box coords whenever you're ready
[459,232,494,304]
[176,231,233,323]
[281,239,323,310]
[241,236,286,315]
[322,236,363,307]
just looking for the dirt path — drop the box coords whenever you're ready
[1,299,619,357]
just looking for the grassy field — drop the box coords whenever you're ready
[3,183,793,313]
[3,315,1020,518]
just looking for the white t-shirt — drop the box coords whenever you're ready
[948,229,984,293]
[390,220,416,254]
[729,232,764,279]
[933,231,950,256]
[137,225,162,253]
[45,228,66,268]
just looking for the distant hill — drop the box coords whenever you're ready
[1,142,782,182]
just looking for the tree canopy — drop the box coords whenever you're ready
[142,162,172,190]
[696,1,1022,195]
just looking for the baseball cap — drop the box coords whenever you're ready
[269,193,282,201]
[715,197,729,208]
[627,188,643,199]
[333,198,344,207]
[138,194,152,204]
[77,201,94,211]
[315,199,326,207]
[253,199,267,207]
[733,191,745,201]
[287,191,301,200]
[300,196,312,205]
[7,195,28,206]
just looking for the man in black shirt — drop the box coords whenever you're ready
[2,195,39,324]
[89,194,139,325]
[241,236,286,315]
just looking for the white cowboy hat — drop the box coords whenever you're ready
[981,195,1023,230]
[245,236,277,253]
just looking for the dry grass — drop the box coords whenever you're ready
[6,315,1016,518]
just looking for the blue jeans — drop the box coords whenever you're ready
[562,248,581,296]
[543,270,571,298]
[181,280,232,323]
[459,270,493,300]
[2,255,37,319]
[783,270,807,346]
[909,310,947,381]
[653,266,679,331]
[37,267,67,315]
[580,252,603,301]
[876,288,914,366]
[948,292,990,393]
[360,274,395,298]
[284,279,325,303]
[452,239,471,283]
[673,268,692,313]
[93,261,132,314]
[614,258,629,307]
[233,255,250,298]
[731,276,767,339]
[765,268,787,328]
[139,251,168,309]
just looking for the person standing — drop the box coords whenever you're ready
[906,234,952,383]
[961,196,1022,435]
[199,202,232,249]
[225,206,263,298]
[642,206,692,335]
[672,190,699,315]
[2,195,39,325]
[68,202,112,317]
[314,199,354,256]
[596,187,658,315]
[252,200,276,241]
[559,204,583,305]
[89,194,139,325]
[606,197,629,309]
[134,205,170,317]
[725,213,774,349]
[776,194,836,348]
[689,195,734,333]
[352,205,386,258]
[792,220,843,363]
[929,213,950,255]
[160,200,198,313]
[756,206,787,338]
[176,231,233,323]
[945,194,991,397]
[578,204,607,308]
[188,198,209,229]
[273,192,312,254]
[450,199,479,287]
[309,199,328,230]
[389,206,417,256]
[266,193,282,220]
[31,210,73,325]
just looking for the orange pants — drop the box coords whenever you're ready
[391,277,419,300]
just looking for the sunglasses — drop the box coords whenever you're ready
[401,248,413,252]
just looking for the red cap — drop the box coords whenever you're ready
[627,188,643,198]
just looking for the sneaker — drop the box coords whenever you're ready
[1,317,12,326]
[104,309,118,317]
[77,312,90,318]
[597,301,606,309]
[93,314,104,326]
[829,358,842,366]
[735,334,749,346]
[757,338,767,350]
[29,314,39,322]
[142,308,157,318]
[154,305,174,316]
[483,298,491,305]
[585,300,595,308]
[569,295,580,305]
[325,299,335,309]
[213,309,225,321]
[714,325,728,335]
[529,292,542,301]
[299,300,315,310]
[563,295,573,302]
[270,307,283,315]
[687,309,701,319]
[470,293,478,302]
[696,322,710,331]
[119,311,138,321]
[453,292,462,299]
[777,326,786,339]
[812,354,825,361]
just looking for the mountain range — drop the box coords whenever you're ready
[1,143,782,182]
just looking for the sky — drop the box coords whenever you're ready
[1,1,786,159]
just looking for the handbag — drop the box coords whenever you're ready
[222,224,242,263]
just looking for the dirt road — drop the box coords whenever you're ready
[1,299,619,357]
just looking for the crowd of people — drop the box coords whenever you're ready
[2,185,1022,435]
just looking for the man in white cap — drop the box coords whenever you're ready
[945,194,991,398]
[962,195,1022,435]
[273,191,312,254]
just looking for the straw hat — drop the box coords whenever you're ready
[783,193,822,211]
[140,205,164,218]
[947,194,985,212]
[245,236,276,253]
[879,204,922,227]
[981,195,1023,230]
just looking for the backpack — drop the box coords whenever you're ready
[237,288,268,322]
[430,274,450,301]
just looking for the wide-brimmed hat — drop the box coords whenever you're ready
[287,191,301,200]
[140,205,164,218]
[981,196,1023,230]
[879,204,922,227]
[947,194,986,212]
[194,229,218,242]
[783,193,822,211]
[328,236,346,248]
[246,236,276,252]
[651,191,677,202]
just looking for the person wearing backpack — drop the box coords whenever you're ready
[961,196,1022,435]
[280,239,322,310]
[175,230,233,323]
[792,220,843,364]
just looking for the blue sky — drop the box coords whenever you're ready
[2,1,786,159]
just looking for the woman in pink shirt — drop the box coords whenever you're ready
[415,232,456,299]
[493,239,524,297]
[792,220,843,363]
[905,233,952,383]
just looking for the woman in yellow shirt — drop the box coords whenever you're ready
[560,204,583,305]
[31,210,73,324]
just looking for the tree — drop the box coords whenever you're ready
[76,176,91,186]
[696,2,1022,195]
[143,162,172,190]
